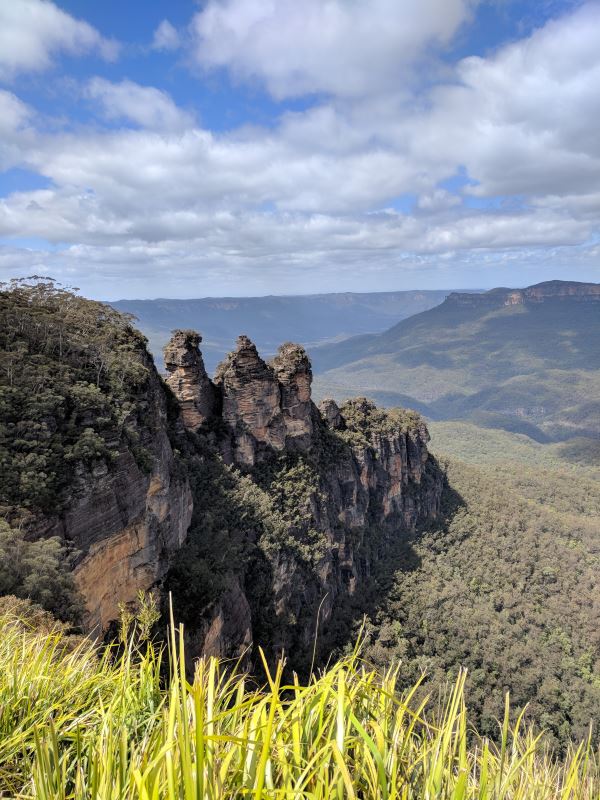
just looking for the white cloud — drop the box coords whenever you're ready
[152,19,181,51]
[85,79,195,132]
[0,0,118,80]
[0,90,31,136]
[191,0,477,98]
[406,2,600,198]
[2,2,600,296]
[0,90,34,170]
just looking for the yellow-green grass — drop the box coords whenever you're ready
[1,605,599,799]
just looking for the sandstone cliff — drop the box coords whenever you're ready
[164,330,443,665]
[0,277,442,666]
[447,280,600,308]
[0,282,195,634]
[35,348,194,632]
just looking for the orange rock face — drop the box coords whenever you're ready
[33,354,193,633]
[164,330,218,429]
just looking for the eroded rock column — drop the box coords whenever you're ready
[164,330,218,430]
[272,342,314,450]
[214,335,286,466]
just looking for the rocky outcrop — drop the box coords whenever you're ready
[447,280,600,309]
[261,398,442,659]
[163,331,443,663]
[214,335,287,466]
[272,343,314,449]
[164,330,218,429]
[175,335,318,466]
[35,352,193,632]
[318,398,345,430]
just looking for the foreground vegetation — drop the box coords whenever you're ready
[2,601,600,800]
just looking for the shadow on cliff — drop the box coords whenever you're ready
[161,425,284,667]
[316,474,466,669]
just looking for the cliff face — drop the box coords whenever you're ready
[447,280,600,309]
[164,330,443,663]
[1,276,442,661]
[33,350,193,633]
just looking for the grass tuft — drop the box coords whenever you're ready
[1,605,598,798]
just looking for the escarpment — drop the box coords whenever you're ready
[163,329,443,665]
[0,283,193,633]
[0,279,442,667]
[447,280,600,309]
[64,355,193,632]
[27,348,193,633]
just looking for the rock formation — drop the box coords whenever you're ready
[172,334,319,466]
[214,335,287,465]
[318,398,345,430]
[271,342,314,449]
[447,280,600,309]
[164,329,218,429]
[2,284,441,665]
[38,349,193,632]
[163,331,443,662]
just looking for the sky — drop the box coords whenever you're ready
[0,0,599,299]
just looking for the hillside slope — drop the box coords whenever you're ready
[311,281,600,440]
[332,420,600,750]
[112,290,450,373]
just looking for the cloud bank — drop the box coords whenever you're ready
[0,0,599,297]
[0,0,118,79]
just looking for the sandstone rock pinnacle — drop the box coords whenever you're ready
[214,334,286,465]
[163,329,218,429]
[318,398,345,430]
[272,343,314,448]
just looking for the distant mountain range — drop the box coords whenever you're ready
[311,280,600,441]
[111,290,451,373]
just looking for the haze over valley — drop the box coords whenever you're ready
[112,289,451,373]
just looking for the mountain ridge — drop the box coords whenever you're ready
[311,280,600,442]
[111,289,454,373]
[445,279,600,308]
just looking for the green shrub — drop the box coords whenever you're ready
[0,520,82,622]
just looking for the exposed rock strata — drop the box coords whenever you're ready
[164,330,218,429]
[272,343,314,449]
[447,280,600,308]
[215,335,286,465]
[35,351,193,632]
[164,331,443,662]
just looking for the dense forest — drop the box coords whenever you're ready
[0,277,151,517]
[327,422,600,751]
